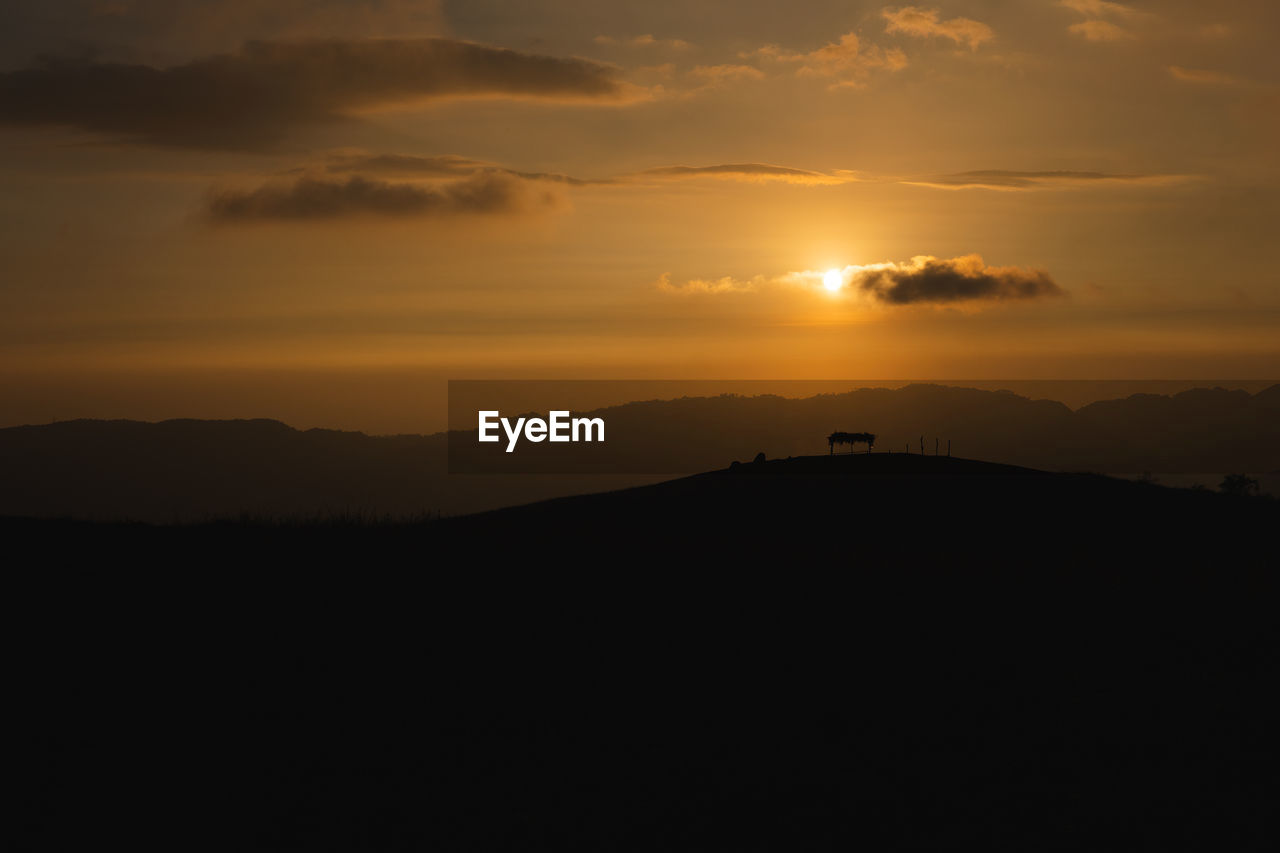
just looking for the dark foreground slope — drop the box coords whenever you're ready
[6,451,1276,567]
[446,452,1276,568]
[11,455,1278,852]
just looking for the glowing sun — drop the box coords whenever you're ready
[823,268,843,291]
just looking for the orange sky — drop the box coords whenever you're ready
[1,1,1277,431]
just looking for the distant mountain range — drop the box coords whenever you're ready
[451,382,1280,475]
[1,383,1276,520]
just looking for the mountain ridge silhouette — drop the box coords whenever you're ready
[2,382,1276,520]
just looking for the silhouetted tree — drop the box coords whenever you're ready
[1219,474,1259,497]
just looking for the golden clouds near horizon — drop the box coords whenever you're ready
[657,256,1063,310]
[0,0,1276,411]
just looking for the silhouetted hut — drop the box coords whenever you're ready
[827,431,876,454]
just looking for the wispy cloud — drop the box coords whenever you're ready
[1199,23,1233,39]
[205,172,564,222]
[237,156,1193,221]
[655,273,766,294]
[631,163,855,185]
[1068,20,1133,41]
[1059,0,1149,42]
[903,169,1193,191]
[322,152,610,185]
[1167,66,1249,87]
[323,153,488,177]
[747,32,907,89]
[642,165,1192,191]
[686,64,766,88]
[1058,0,1143,18]
[594,34,692,50]
[881,6,994,51]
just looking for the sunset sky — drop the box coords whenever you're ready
[2,1,1277,431]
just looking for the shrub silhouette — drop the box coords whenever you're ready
[1219,473,1260,497]
[827,431,876,454]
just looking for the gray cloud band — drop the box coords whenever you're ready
[0,38,630,149]
[206,172,561,221]
[858,256,1064,304]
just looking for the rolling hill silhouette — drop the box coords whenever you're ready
[436,451,1277,567]
[2,383,1276,520]
[4,447,1274,570]
[10,448,1276,851]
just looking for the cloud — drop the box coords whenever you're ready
[687,64,765,87]
[1068,20,1132,41]
[1059,0,1149,41]
[1167,66,1247,86]
[324,153,488,177]
[267,152,1197,202]
[903,169,1192,190]
[279,154,864,194]
[0,38,639,149]
[205,171,563,222]
[594,34,692,50]
[0,0,451,68]
[856,255,1063,304]
[658,255,1064,306]
[632,163,852,185]
[749,32,906,88]
[322,152,608,185]
[639,164,1191,191]
[1058,0,1141,18]
[881,6,994,51]
[654,273,763,294]
[275,154,1192,199]
[661,64,767,98]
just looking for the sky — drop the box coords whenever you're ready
[1,1,1277,432]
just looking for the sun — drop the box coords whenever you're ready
[822,268,842,291]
